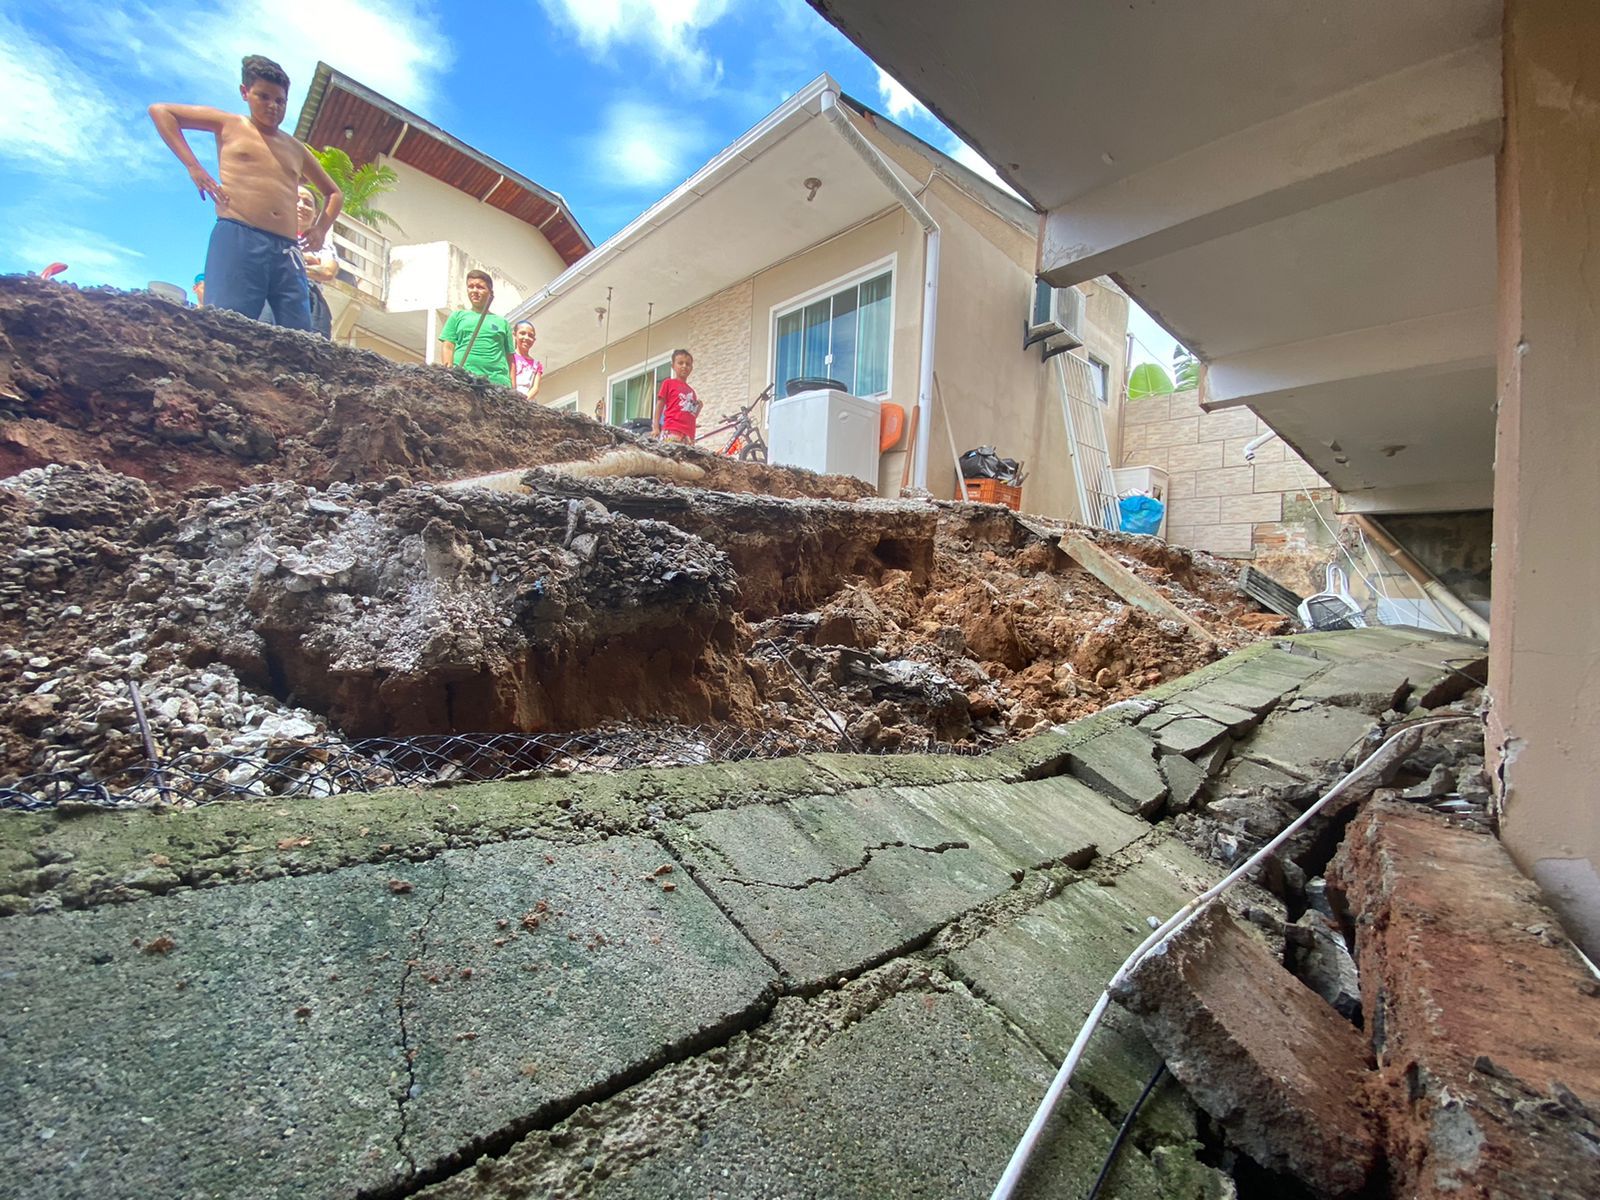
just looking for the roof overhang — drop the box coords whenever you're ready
[295,63,593,268]
[809,1,1503,512]
[510,75,927,366]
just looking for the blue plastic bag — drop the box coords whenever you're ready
[1118,494,1165,536]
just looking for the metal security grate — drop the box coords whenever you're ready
[1054,353,1120,531]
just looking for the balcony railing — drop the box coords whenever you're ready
[328,214,388,303]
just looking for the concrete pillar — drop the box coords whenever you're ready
[1490,0,1600,958]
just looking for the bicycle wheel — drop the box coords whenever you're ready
[738,440,767,464]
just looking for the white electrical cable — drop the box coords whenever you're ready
[989,715,1474,1200]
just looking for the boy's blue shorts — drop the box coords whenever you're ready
[203,218,311,331]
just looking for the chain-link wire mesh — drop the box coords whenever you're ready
[0,725,980,812]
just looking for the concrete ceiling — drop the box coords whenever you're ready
[515,80,905,368]
[811,0,1504,511]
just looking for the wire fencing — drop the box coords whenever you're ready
[0,725,980,812]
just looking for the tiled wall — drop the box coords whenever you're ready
[1120,387,1330,557]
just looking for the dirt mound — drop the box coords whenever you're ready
[0,280,1284,801]
[0,276,870,503]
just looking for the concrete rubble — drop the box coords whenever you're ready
[2,278,1595,1199]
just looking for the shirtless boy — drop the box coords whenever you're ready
[149,55,342,331]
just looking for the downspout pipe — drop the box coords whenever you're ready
[820,90,940,490]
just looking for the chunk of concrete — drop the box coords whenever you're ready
[1330,801,1600,1199]
[1290,909,1362,1022]
[1111,904,1380,1196]
[1292,657,1414,714]
[1147,715,1230,757]
[1067,725,1169,819]
[1159,752,1207,813]
[1169,694,1262,734]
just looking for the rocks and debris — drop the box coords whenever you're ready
[0,457,1275,809]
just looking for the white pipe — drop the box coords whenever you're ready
[819,89,941,491]
[990,715,1473,1200]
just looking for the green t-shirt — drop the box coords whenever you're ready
[440,308,513,385]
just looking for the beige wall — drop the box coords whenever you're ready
[378,159,569,305]
[1490,0,1600,959]
[538,122,1130,516]
[539,208,924,441]
[1121,387,1327,556]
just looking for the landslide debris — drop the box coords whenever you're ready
[0,278,1282,805]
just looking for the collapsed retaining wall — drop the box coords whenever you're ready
[7,628,1579,1200]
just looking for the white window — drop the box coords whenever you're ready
[1088,355,1110,406]
[548,392,579,414]
[772,263,893,398]
[607,355,672,425]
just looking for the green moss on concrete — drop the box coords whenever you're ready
[0,633,1365,917]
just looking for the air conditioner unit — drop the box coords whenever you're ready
[1024,279,1085,356]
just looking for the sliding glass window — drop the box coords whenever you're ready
[773,268,892,397]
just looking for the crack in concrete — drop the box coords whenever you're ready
[711,839,971,890]
[386,959,938,1200]
[392,866,451,1180]
[649,831,787,979]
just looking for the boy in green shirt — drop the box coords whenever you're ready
[439,269,514,386]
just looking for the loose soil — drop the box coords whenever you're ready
[0,277,1284,797]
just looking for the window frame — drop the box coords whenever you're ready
[547,391,580,414]
[605,352,674,425]
[766,253,897,400]
[1087,354,1111,406]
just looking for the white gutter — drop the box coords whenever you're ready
[509,76,836,327]
[819,89,941,491]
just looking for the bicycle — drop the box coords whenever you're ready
[695,384,771,463]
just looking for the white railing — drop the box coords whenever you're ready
[328,214,388,303]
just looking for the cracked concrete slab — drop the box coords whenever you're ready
[1292,656,1416,714]
[1067,725,1169,819]
[1235,706,1379,782]
[0,860,423,1200]
[889,776,1153,872]
[393,838,776,1176]
[1144,714,1230,757]
[0,837,776,1200]
[662,795,1018,989]
[592,988,1177,1200]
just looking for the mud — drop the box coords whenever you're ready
[0,277,1283,797]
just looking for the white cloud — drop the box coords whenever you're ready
[875,67,926,123]
[6,219,145,288]
[539,0,731,89]
[58,0,451,115]
[591,99,709,190]
[0,15,153,174]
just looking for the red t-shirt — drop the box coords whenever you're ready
[657,377,700,437]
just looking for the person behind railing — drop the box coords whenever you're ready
[297,186,339,338]
[512,321,544,400]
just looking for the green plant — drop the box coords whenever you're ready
[1127,361,1176,399]
[1172,348,1200,390]
[310,147,401,232]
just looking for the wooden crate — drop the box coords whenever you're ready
[963,478,1022,509]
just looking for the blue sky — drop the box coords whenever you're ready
[0,0,1179,366]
